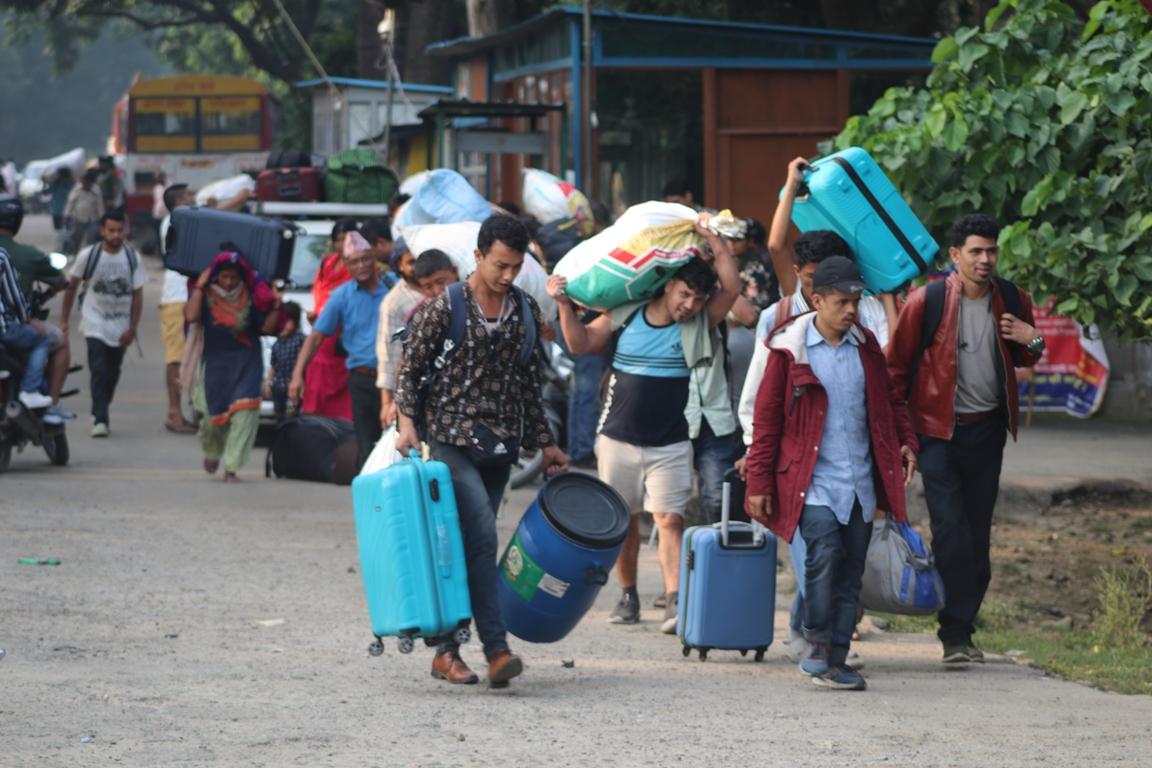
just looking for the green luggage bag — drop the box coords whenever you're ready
[324,148,400,204]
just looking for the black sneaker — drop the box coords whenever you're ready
[942,643,973,664]
[967,644,985,663]
[608,591,640,624]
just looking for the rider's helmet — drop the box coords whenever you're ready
[0,195,24,235]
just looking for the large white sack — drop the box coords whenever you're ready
[400,221,557,321]
[40,147,86,178]
[553,201,703,311]
[392,169,492,230]
[521,168,594,236]
[196,174,256,207]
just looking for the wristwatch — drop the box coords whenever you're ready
[1026,335,1046,354]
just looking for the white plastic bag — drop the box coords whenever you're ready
[399,221,557,320]
[360,426,402,476]
[196,174,256,207]
[521,168,595,236]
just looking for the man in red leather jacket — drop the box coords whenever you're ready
[887,214,1043,664]
[746,257,917,690]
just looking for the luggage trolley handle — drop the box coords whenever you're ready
[720,468,765,549]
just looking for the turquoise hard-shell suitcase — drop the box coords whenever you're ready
[786,146,938,293]
[352,456,472,656]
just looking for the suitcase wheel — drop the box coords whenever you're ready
[397,636,415,654]
[681,645,691,658]
[453,627,472,645]
[698,649,709,662]
[739,649,748,657]
[368,639,384,657]
[754,648,766,663]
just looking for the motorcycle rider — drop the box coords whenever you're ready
[0,245,54,411]
[0,195,72,424]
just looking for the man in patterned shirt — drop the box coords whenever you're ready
[395,214,568,689]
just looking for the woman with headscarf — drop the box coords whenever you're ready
[185,252,280,482]
[301,219,357,419]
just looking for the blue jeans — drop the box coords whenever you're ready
[789,534,807,637]
[1,322,52,394]
[429,439,512,660]
[566,350,604,462]
[800,501,871,666]
[692,419,741,524]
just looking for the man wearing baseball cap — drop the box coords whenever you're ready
[744,256,918,691]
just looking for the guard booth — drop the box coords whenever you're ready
[418,100,566,201]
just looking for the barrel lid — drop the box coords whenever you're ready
[539,473,631,548]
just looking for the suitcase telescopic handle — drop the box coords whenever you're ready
[721,469,765,549]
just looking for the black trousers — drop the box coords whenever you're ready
[917,416,1007,645]
[87,338,126,426]
[347,370,382,471]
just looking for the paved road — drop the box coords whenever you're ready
[4,215,1151,766]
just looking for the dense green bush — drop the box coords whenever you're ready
[833,0,1152,338]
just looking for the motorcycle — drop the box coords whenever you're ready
[508,341,572,489]
[0,254,76,472]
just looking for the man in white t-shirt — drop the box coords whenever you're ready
[158,183,197,432]
[58,212,145,438]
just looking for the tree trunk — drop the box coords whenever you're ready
[357,1,388,78]
[392,0,457,86]
[466,0,515,37]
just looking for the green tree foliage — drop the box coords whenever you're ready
[834,0,1152,339]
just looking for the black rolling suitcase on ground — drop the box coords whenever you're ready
[166,207,296,279]
[265,415,359,485]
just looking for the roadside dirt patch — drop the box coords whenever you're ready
[988,497,1152,631]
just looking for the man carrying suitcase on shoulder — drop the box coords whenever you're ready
[745,256,917,691]
[394,214,568,689]
[886,214,1042,664]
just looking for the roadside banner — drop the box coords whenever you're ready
[1018,299,1110,418]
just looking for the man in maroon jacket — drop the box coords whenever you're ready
[746,256,917,690]
[887,214,1042,664]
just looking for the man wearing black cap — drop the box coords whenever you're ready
[745,256,917,691]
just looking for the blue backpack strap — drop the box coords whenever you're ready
[432,281,467,371]
[513,286,537,367]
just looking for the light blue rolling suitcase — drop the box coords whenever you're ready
[677,473,777,662]
[352,456,472,656]
[786,146,938,293]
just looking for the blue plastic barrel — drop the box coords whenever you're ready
[498,473,630,643]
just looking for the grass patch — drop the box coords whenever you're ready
[872,593,1152,695]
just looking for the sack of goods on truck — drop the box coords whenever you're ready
[324,148,399,204]
[552,201,707,312]
[786,146,938,294]
[195,174,256,207]
[399,220,556,321]
[521,168,595,237]
[392,169,493,230]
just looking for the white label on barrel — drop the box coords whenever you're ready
[538,573,570,599]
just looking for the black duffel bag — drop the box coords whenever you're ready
[265,415,359,485]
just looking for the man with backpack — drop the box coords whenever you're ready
[58,211,144,437]
[549,212,741,634]
[887,213,1043,664]
[394,214,568,689]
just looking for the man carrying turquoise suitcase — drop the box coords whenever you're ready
[395,214,568,688]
